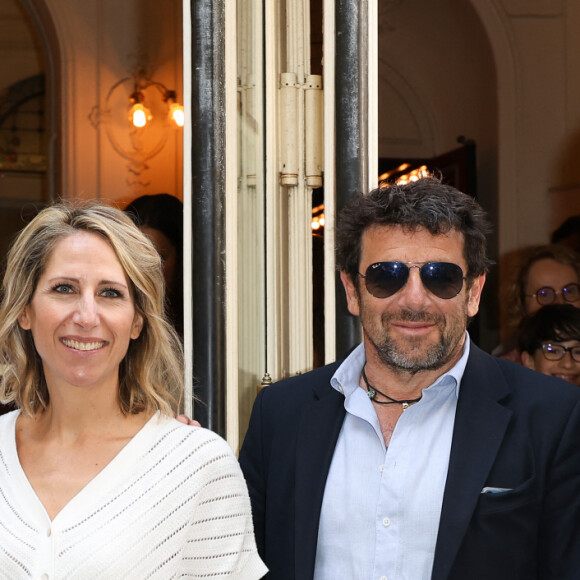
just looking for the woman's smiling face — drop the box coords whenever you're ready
[18,231,143,392]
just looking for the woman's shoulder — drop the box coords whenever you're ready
[138,415,243,493]
[149,414,236,461]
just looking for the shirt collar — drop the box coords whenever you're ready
[331,332,471,400]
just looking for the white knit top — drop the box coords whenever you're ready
[0,410,267,579]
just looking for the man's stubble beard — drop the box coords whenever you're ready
[363,302,469,376]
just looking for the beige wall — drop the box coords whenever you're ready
[44,0,183,206]
[378,0,580,249]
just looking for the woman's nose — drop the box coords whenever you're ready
[72,295,99,327]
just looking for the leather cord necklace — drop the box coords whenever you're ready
[361,365,422,410]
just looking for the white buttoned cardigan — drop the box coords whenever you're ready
[0,410,267,580]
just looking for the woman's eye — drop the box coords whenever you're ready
[53,284,74,294]
[101,288,122,298]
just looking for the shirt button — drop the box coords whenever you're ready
[379,464,384,472]
[46,528,52,537]
[380,576,388,580]
[382,517,391,527]
[41,574,49,580]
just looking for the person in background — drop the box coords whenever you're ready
[239,176,580,580]
[493,243,580,361]
[0,202,266,579]
[517,304,580,387]
[125,193,184,337]
[551,214,580,254]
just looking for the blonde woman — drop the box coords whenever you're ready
[0,202,266,579]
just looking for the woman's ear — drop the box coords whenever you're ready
[131,314,144,339]
[18,308,31,330]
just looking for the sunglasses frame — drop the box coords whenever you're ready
[358,261,467,300]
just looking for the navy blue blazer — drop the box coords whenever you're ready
[239,343,580,579]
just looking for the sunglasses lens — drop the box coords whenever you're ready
[420,262,465,299]
[364,262,409,298]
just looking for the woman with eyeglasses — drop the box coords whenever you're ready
[517,304,580,386]
[493,244,580,361]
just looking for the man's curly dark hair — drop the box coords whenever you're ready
[335,175,493,285]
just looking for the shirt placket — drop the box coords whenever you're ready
[373,422,409,580]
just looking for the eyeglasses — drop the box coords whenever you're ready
[526,284,580,306]
[358,261,467,300]
[541,343,580,362]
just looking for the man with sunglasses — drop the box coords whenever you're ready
[239,176,580,580]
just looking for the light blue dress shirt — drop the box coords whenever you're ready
[313,335,470,580]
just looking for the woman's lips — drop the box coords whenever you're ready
[61,338,107,351]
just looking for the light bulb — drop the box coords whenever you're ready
[128,103,152,128]
[168,102,185,127]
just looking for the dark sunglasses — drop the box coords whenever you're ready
[526,283,580,306]
[359,261,467,300]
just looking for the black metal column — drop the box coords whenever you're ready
[335,0,366,358]
[189,0,226,435]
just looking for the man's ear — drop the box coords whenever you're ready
[340,270,361,317]
[466,273,486,318]
[18,308,31,330]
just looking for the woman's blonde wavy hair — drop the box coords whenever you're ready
[0,201,183,417]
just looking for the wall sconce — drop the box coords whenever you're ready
[89,67,184,178]
[126,80,184,129]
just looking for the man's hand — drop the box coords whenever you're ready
[176,414,201,427]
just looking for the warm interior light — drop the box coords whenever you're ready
[311,204,325,231]
[168,102,185,127]
[380,163,430,185]
[129,103,152,128]
[128,91,152,128]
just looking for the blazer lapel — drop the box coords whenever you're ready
[294,380,346,580]
[432,345,513,580]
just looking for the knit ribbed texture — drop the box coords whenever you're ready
[0,411,267,579]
